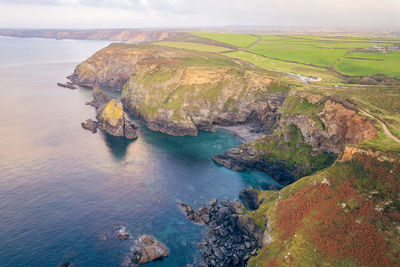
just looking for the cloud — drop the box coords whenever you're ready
[0,0,399,29]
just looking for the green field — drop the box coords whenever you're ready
[335,58,400,78]
[225,51,342,82]
[154,41,229,53]
[152,32,400,83]
[347,51,400,61]
[193,32,259,48]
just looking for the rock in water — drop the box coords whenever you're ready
[81,119,98,133]
[57,82,77,89]
[124,122,138,140]
[86,86,112,109]
[58,262,71,267]
[116,227,130,240]
[96,99,138,139]
[179,203,205,224]
[125,235,169,265]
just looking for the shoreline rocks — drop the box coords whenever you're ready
[181,199,265,267]
[116,227,131,240]
[57,82,77,89]
[81,119,98,133]
[81,87,138,140]
[239,188,262,211]
[125,235,169,266]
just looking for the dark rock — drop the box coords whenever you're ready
[179,203,204,225]
[57,82,77,89]
[124,122,138,140]
[239,188,261,210]
[87,86,112,109]
[116,227,130,240]
[201,213,210,224]
[183,199,264,267]
[81,119,98,133]
[210,198,218,206]
[59,262,71,267]
[125,235,169,265]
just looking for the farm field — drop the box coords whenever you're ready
[154,41,229,52]
[335,58,400,78]
[192,32,259,48]
[154,32,400,84]
[225,51,342,82]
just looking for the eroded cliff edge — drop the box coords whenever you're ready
[71,43,377,185]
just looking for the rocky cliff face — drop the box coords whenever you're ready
[214,92,377,184]
[72,43,377,183]
[71,43,289,136]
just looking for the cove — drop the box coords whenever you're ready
[0,36,280,266]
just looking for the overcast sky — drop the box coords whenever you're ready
[0,0,399,29]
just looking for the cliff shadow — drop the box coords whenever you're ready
[102,133,136,160]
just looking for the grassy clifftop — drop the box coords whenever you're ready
[248,151,400,267]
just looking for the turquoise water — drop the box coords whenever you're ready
[0,37,280,266]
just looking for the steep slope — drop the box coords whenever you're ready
[247,150,400,267]
[214,92,377,184]
[71,43,290,136]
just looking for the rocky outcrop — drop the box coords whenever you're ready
[125,235,169,265]
[81,119,98,133]
[97,99,138,139]
[116,227,130,240]
[239,188,262,210]
[213,93,378,184]
[82,87,138,139]
[214,124,336,185]
[280,93,378,155]
[85,86,112,109]
[181,199,265,267]
[178,203,205,225]
[57,82,77,89]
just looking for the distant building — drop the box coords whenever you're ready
[386,45,400,51]
[366,45,400,51]
[366,46,385,51]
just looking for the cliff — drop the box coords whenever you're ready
[71,43,289,135]
[0,29,175,43]
[213,92,377,184]
[72,43,377,183]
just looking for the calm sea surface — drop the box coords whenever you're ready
[0,36,279,267]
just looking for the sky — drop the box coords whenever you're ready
[0,0,399,29]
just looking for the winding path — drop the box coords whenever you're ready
[360,108,400,144]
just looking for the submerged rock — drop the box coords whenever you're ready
[81,119,98,133]
[58,262,71,267]
[116,227,130,240]
[125,235,169,265]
